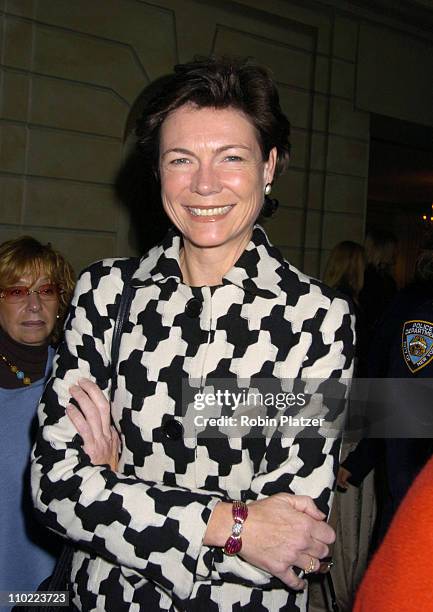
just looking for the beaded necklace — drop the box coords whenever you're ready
[0,353,31,385]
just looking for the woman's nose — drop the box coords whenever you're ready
[26,291,42,311]
[190,163,222,195]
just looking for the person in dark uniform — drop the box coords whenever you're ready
[338,242,433,546]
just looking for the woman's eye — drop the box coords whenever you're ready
[170,158,191,165]
[10,288,26,297]
[39,284,56,296]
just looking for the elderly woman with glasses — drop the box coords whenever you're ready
[0,236,75,598]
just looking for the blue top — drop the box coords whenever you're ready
[0,347,58,608]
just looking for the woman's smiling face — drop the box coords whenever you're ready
[159,104,276,255]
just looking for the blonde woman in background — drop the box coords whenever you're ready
[316,241,375,612]
[323,240,367,376]
[323,241,365,307]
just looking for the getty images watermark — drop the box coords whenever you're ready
[179,377,433,439]
[181,379,348,438]
[192,389,325,428]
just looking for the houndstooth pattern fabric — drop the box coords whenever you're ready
[31,226,355,611]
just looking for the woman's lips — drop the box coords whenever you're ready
[185,205,234,221]
[22,321,45,327]
[188,205,233,216]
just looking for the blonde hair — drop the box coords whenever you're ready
[323,241,366,300]
[0,236,76,344]
[364,229,397,271]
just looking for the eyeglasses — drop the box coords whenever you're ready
[0,283,64,303]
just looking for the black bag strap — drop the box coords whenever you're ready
[38,257,140,607]
[35,543,74,606]
[109,257,139,400]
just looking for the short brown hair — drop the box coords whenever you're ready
[136,56,291,177]
[0,236,76,344]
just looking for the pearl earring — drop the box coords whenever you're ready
[261,182,279,218]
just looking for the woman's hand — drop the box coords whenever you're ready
[337,466,352,490]
[206,494,335,591]
[66,378,120,470]
[241,494,335,589]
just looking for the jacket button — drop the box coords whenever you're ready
[185,297,202,318]
[162,419,184,440]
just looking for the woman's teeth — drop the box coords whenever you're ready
[188,205,232,216]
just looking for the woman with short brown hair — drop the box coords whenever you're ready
[32,57,354,611]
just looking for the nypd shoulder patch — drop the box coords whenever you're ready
[402,319,433,373]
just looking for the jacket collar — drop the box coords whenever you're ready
[131,225,283,299]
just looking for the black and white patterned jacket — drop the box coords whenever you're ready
[32,226,354,612]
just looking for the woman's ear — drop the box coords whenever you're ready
[264,147,278,185]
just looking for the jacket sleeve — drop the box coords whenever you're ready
[31,261,223,602]
[209,295,355,587]
[341,438,385,485]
